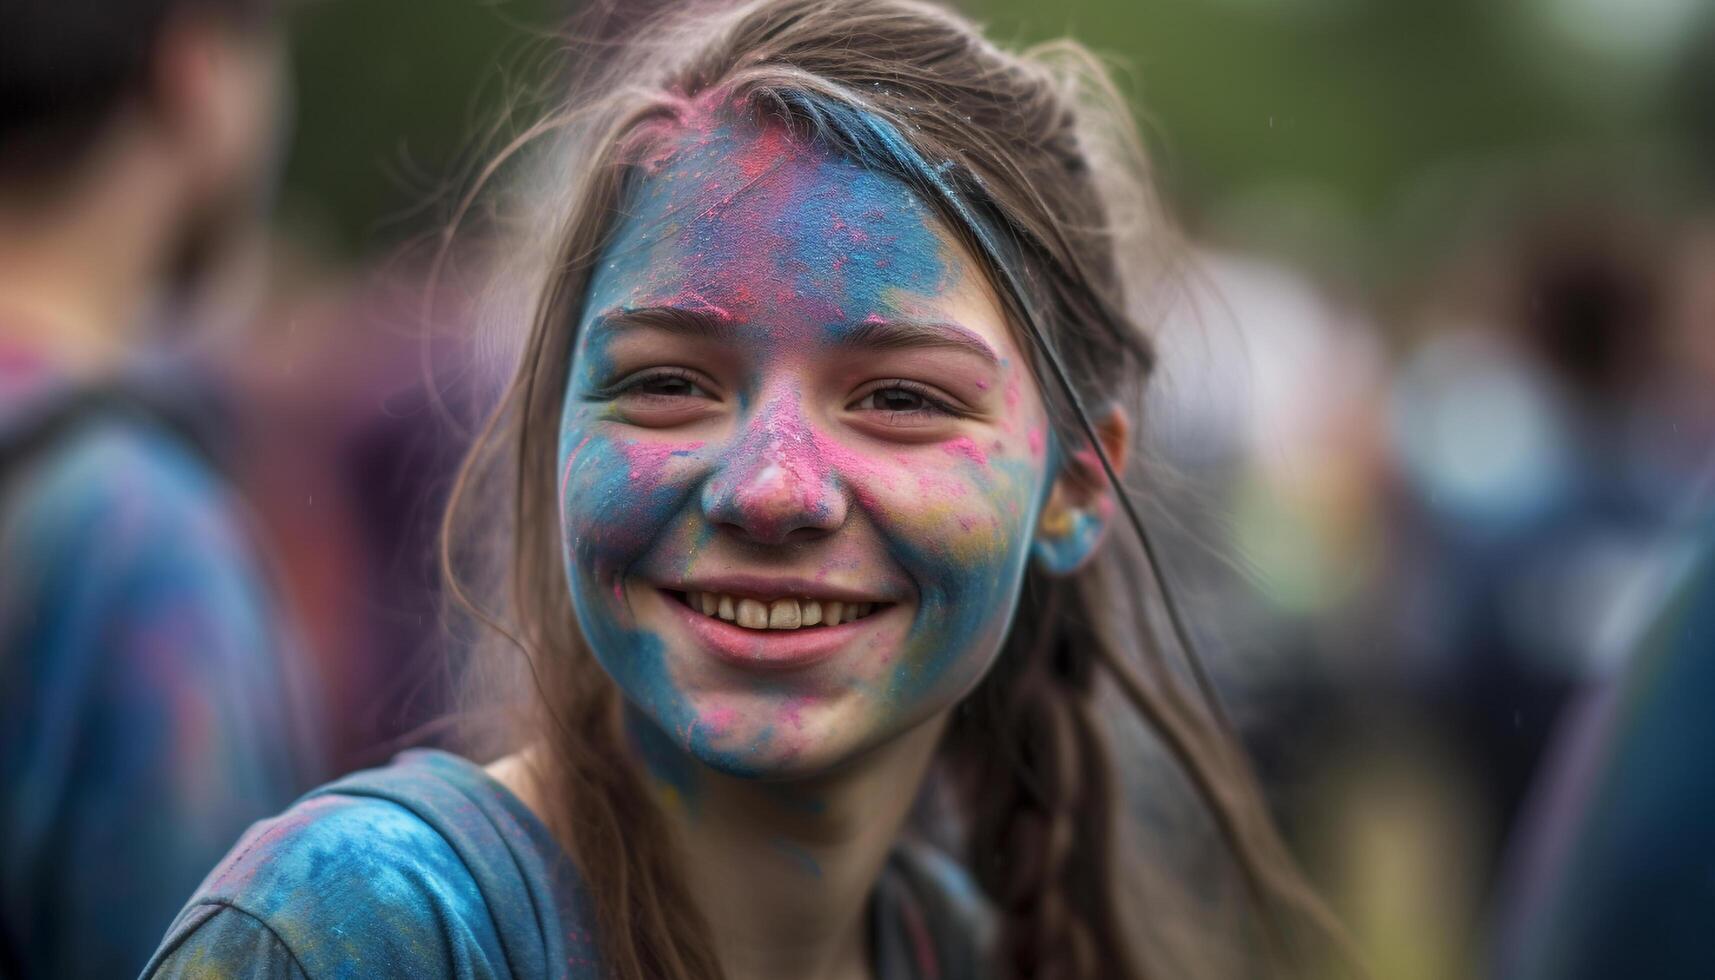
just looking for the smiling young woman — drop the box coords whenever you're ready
[144,1,1354,978]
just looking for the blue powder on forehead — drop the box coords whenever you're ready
[579,105,957,346]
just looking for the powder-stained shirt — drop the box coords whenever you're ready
[0,373,319,978]
[144,749,995,979]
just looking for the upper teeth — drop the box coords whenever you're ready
[688,592,877,630]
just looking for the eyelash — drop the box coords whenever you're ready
[598,371,963,420]
[602,367,710,401]
[852,380,964,419]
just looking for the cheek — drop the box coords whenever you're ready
[828,431,1047,698]
[558,411,707,584]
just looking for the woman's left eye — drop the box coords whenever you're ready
[850,381,961,419]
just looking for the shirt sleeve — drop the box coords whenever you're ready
[145,904,312,980]
[141,787,548,979]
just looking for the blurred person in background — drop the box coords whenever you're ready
[1381,198,1694,884]
[1494,483,1715,979]
[0,0,323,976]
[1487,203,1715,978]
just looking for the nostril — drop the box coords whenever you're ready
[700,448,848,543]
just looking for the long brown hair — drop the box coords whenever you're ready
[440,1,1357,977]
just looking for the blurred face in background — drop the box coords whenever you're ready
[159,7,290,293]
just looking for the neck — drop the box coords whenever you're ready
[0,134,182,377]
[635,707,948,980]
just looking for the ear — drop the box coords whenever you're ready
[148,12,226,145]
[1030,404,1130,576]
[147,11,278,180]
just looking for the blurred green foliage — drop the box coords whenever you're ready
[277,0,565,258]
[277,0,1709,266]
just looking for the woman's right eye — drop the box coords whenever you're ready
[628,374,704,398]
[612,368,712,401]
[605,368,719,426]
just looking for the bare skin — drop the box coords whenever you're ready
[491,713,945,980]
[0,122,185,376]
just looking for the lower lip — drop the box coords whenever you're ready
[661,590,889,671]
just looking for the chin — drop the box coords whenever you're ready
[677,690,938,785]
[659,690,859,780]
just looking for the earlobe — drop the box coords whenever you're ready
[1030,404,1130,577]
[1030,502,1107,576]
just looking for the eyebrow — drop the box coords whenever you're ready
[838,318,1000,366]
[588,306,999,366]
[587,305,738,343]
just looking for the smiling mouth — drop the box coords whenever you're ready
[667,590,887,631]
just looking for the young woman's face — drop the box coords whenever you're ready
[558,110,1054,783]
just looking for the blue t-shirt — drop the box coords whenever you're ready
[0,396,319,979]
[144,749,994,979]
[1499,524,1715,979]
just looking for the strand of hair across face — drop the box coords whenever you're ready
[769,90,1351,973]
[780,90,1237,739]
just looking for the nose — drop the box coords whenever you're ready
[701,396,847,545]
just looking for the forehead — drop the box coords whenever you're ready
[581,112,972,338]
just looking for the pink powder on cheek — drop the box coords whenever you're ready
[941,436,988,466]
[893,453,972,498]
[1027,426,1045,458]
[621,439,706,481]
[779,696,815,730]
[700,706,738,736]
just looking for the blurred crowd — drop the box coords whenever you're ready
[1144,188,1715,978]
[2,0,1711,978]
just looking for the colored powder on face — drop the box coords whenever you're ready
[697,394,844,544]
[623,440,705,481]
[698,705,738,736]
[873,452,1046,701]
[624,702,701,812]
[576,108,952,357]
[557,104,1056,783]
[942,436,988,466]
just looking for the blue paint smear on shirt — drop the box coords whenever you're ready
[144,750,993,980]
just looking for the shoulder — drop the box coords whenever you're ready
[2,414,237,558]
[151,784,493,979]
[0,413,296,755]
[146,751,602,980]
[1,414,258,625]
